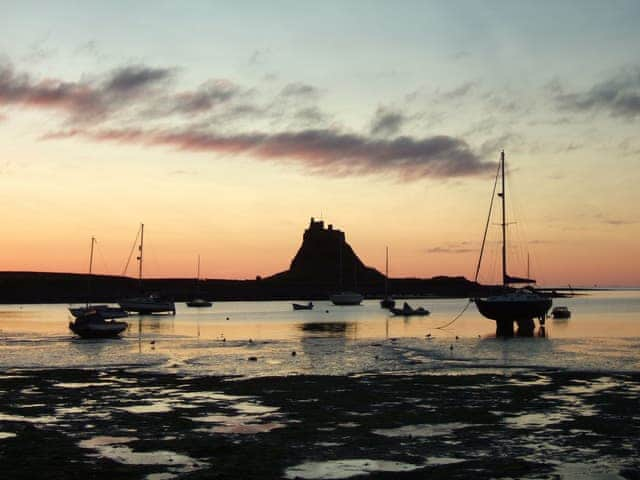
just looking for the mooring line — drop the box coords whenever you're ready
[434,299,473,330]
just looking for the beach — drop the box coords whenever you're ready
[1,367,639,479]
[1,293,639,478]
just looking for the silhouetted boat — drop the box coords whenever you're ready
[69,311,128,338]
[118,224,176,315]
[186,255,212,308]
[380,246,396,309]
[186,298,212,308]
[551,306,571,319]
[473,151,552,333]
[390,301,429,316]
[69,237,128,319]
[330,292,363,306]
[293,302,313,310]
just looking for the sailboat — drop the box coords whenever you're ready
[329,233,363,306]
[186,255,212,308]
[380,246,395,309]
[473,151,552,336]
[69,236,128,319]
[118,224,176,315]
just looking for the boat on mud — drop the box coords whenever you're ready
[69,311,128,339]
[390,302,429,316]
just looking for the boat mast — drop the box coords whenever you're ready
[338,236,343,290]
[500,151,507,287]
[197,254,201,281]
[384,246,389,296]
[87,236,95,308]
[137,223,144,289]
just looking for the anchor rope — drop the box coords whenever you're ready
[434,299,473,330]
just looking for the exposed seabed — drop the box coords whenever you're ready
[0,368,638,479]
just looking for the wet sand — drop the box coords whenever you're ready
[1,368,639,479]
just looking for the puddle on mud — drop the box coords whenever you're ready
[0,432,17,439]
[373,422,470,438]
[54,382,117,389]
[0,413,58,424]
[503,412,571,429]
[79,436,138,447]
[190,413,285,434]
[79,436,208,475]
[118,403,174,414]
[233,401,279,414]
[427,456,466,465]
[284,459,422,479]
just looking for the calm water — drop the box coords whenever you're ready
[1,290,639,375]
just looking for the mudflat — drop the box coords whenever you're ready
[0,368,638,479]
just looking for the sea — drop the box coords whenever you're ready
[1,289,639,376]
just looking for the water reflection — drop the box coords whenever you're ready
[298,322,356,336]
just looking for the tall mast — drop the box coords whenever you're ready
[137,223,144,288]
[89,236,95,275]
[500,151,507,286]
[384,246,389,296]
[197,254,201,281]
[87,236,95,308]
[338,235,343,290]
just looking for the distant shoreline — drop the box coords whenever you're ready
[1,271,628,304]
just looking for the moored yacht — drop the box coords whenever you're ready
[473,151,552,336]
[69,310,128,339]
[118,224,176,315]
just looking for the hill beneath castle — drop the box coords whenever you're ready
[268,218,384,288]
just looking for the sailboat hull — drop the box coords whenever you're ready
[475,296,551,321]
[118,298,176,314]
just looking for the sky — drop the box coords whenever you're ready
[1,0,639,286]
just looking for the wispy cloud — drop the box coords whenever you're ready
[370,107,405,136]
[554,66,640,119]
[280,82,320,99]
[6,60,497,181]
[49,127,495,181]
[0,62,174,122]
[426,241,476,254]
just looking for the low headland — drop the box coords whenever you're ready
[0,218,508,304]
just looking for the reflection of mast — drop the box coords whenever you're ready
[137,223,144,289]
[384,246,389,296]
[338,236,343,290]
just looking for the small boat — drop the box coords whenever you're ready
[186,298,212,308]
[551,306,571,319]
[390,302,429,316]
[118,224,176,315]
[186,255,212,308]
[69,311,128,338]
[380,297,395,309]
[380,246,396,309]
[293,302,313,310]
[473,151,552,334]
[330,292,364,306]
[70,305,129,319]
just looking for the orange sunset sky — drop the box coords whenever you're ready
[1,1,639,286]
